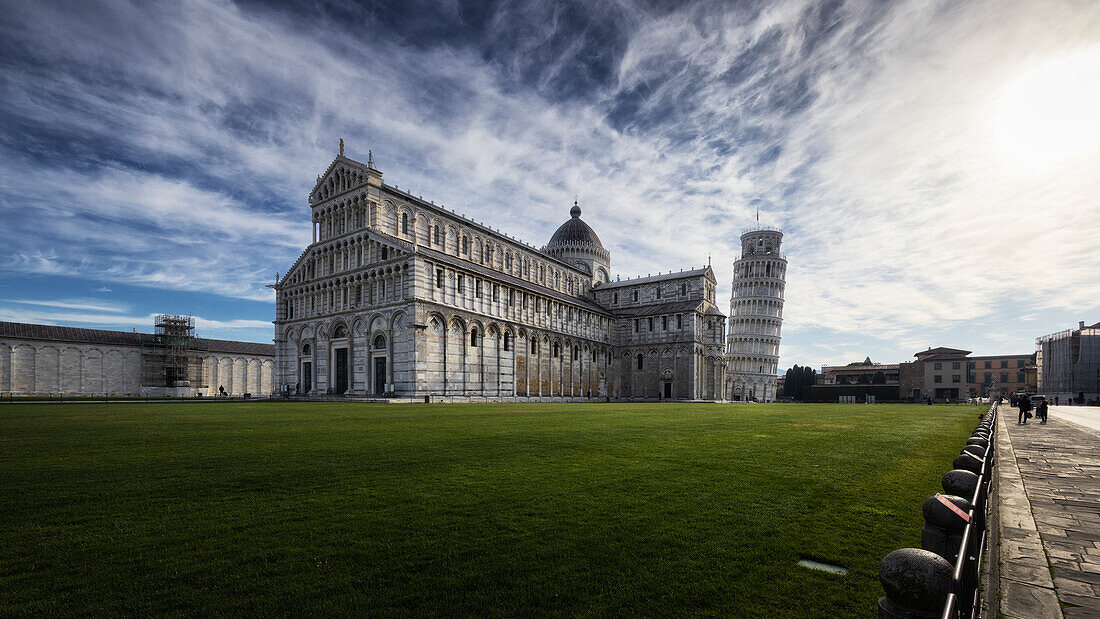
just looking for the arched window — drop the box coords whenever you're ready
[552,342,560,358]
[434,225,441,245]
[503,332,512,351]
[381,247,388,260]
[333,326,347,338]
[573,346,579,360]
[373,335,385,349]
[401,213,408,234]
[470,329,479,347]
[636,354,644,370]
[530,338,538,354]
[462,236,469,255]
[302,343,311,356]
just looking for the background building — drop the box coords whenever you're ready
[899,347,970,401]
[1037,320,1100,403]
[273,148,727,401]
[966,354,1032,397]
[0,318,274,397]
[725,227,786,402]
[820,358,899,385]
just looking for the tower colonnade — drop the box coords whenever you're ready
[725,227,786,402]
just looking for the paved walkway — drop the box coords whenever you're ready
[1002,406,1100,618]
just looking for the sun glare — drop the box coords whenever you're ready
[995,48,1100,169]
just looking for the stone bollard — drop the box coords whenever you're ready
[942,469,979,501]
[922,494,972,562]
[879,548,954,618]
[952,453,982,475]
[961,444,987,464]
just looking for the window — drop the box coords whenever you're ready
[573,347,579,360]
[634,319,639,333]
[656,287,662,299]
[591,349,597,362]
[633,290,639,302]
[458,275,465,294]
[334,326,347,338]
[1001,372,1009,382]
[530,338,538,354]
[952,375,960,383]
[1000,360,1008,368]
[503,332,512,351]
[509,289,515,306]
[552,343,560,358]
[475,280,482,298]
[934,375,942,383]
[681,283,687,296]
[492,285,499,302]
[470,330,479,347]
[1017,360,1025,368]
[1016,372,1024,383]
[433,225,441,245]
[933,362,942,370]
[462,236,469,255]
[952,361,960,370]
[302,343,311,355]
[984,361,991,369]
[636,354,644,370]
[662,316,668,330]
[401,213,408,234]
[613,292,619,305]
[676,315,682,329]
[648,317,654,331]
[505,253,512,270]
[381,247,388,260]
[522,294,528,309]
[373,335,385,349]
[436,269,444,289]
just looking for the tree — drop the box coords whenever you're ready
[872,370,887,384]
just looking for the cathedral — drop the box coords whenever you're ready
[273,147,728,401]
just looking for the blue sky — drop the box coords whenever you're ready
[1,0,1098,369]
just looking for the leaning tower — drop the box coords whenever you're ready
[726,227,786,402]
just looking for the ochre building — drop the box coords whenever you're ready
[273,149,727,401]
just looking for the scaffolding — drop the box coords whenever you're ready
[141,315,206,391]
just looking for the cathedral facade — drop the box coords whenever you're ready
[273,149,727,401]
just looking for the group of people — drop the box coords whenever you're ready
[1015,394,1048,425]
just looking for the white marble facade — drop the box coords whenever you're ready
[0,324,274,397]
[273,150,727,400]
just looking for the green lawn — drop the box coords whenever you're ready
[0,402,979,616]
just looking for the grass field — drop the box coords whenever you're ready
[0,402,980,616]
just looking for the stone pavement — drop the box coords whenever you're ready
[1002,407,1100,618]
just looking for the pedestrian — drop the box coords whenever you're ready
[1018,395,1032,424]
[1038,398,1049,424]
[1054,395,1059,406]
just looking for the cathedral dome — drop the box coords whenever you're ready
[547,202,604,250]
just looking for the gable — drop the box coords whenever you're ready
[311,156,371,203]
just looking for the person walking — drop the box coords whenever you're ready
[1038,398,1049,424]
[1018,395,1032,424]
[1054,395,1059,406]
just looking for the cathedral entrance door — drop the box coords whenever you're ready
[374,356,387,395]
[302,362,312,394]
[663,382,672,399]
[334,348,348,394]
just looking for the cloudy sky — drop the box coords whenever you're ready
[1,0,1098,369]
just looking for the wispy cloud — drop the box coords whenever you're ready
[0,0,1096,363]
